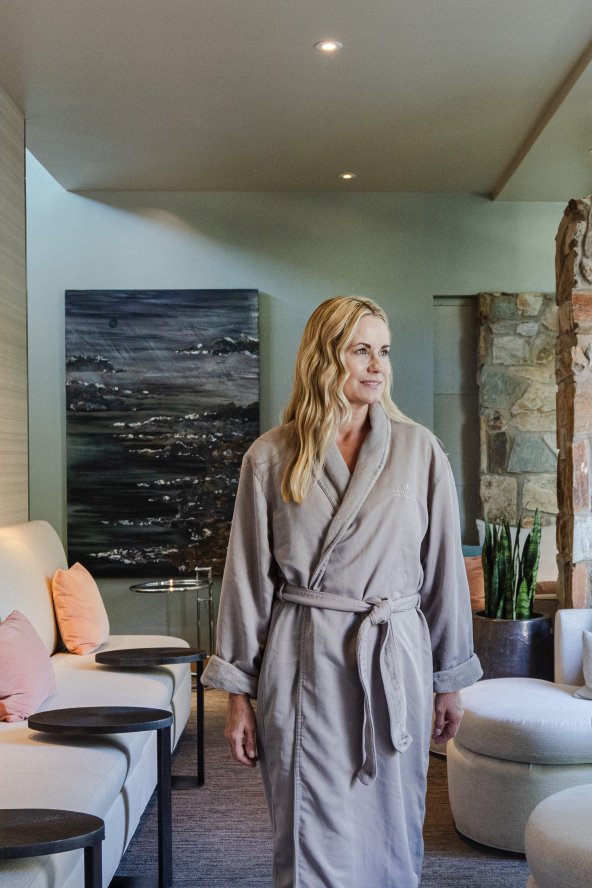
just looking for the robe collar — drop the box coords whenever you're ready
[310,403,391,588]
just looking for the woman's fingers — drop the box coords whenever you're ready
[225,693,258,767]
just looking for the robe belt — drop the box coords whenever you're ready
[276,582,421,786]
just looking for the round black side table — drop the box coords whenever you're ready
[28,706,173,888]
[95,646,207,789]
[0,808,104,888]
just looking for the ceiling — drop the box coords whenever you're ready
[0,0,591,198]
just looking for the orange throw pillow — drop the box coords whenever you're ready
[0,610,56,722]
[464,556,485,613]
[52,562,110,654]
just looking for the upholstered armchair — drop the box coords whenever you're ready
[447,608,592,853]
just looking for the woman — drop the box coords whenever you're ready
[202,296,482,888]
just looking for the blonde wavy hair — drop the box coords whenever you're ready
[281,296,413,503]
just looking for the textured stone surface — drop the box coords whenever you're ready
[481,475,517,523]
[514,365,555,383]
[541,304,559,333]
[523,475,558,515]
[494,294,520,319]
[570,561,590,609]
[480,291,557,530]
[572,291,592,331]
[573,516,592,562]
[493,335,530,365]
[532,332,556,364]
[479,367,529,407]
[572,439,590,513]
[517,293,544,316]
[483,409,506,432]
[555,198,592,297]
[516,322,539,337]
[511,382,556,431]
[574,386,592,434]
[507,435,557,473]
[487,432,508,473]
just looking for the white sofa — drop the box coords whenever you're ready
[447,608,592,853]
[0,520,192,888]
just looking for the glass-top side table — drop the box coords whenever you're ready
[129,566,215,654]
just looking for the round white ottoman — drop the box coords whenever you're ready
[525,784,592,888]
[447,678,592,852]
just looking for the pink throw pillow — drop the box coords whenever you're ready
[0,610,56,722]
[52,562,110,654]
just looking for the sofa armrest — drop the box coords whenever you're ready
[554,608,592,685]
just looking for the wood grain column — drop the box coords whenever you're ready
[0,87,27,525]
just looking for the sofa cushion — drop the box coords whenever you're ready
[457,677,592,764]
[0,611,56,722]
[52,562,110,654]
[0,521,65,654]
[573,630,592,700]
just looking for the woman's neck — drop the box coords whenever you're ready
[336,406,370,472]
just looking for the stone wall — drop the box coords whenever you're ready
[479,292,558,526]
[555,196,592,608]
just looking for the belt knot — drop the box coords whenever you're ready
[367,597,393,626]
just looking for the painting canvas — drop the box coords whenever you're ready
[66,289,259,576]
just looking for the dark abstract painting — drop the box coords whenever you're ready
[66,289,259,576]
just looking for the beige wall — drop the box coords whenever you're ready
[0,87,27,524]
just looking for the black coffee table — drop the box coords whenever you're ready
[95,646,206,789]
[0,808,104,887]
[28,706,173,888]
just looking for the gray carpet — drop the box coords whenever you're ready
[116,690,530,886]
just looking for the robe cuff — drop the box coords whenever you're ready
[201,655,258,697]
[432,653,482,693]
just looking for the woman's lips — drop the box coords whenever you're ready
[361,380,382,387]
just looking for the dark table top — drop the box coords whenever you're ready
[0,808,104,859]
[95,646,206,667]
[28,706,173,735]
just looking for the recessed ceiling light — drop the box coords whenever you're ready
[315,40,343,53]
[338,172,357,180]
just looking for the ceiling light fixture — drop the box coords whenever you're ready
[338,172,357,180]
[315,40,343,53]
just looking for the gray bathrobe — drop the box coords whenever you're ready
[202,404,481,888]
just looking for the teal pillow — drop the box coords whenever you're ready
[462,544,482,557]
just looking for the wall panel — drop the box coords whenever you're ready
[0,88,27,524]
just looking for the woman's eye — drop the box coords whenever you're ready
[354,348,368,355]
[380,350,390,357]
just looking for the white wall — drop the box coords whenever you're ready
[26,151,565,539]
[0,88,27,525]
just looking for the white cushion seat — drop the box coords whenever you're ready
[525,785,592,888]
[456,677,592,764]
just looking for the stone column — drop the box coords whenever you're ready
[556,196,592,608]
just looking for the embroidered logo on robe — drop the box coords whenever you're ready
[393,484,416,502]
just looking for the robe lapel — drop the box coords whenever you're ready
[310,404,391,588]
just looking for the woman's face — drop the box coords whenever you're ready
[342,315,391,409]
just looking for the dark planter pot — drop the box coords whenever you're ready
[472,612,554,681]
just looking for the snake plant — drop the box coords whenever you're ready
[482,510,541,619]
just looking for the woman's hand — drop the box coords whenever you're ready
[225,692,258,767]
[432,691,464,744]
